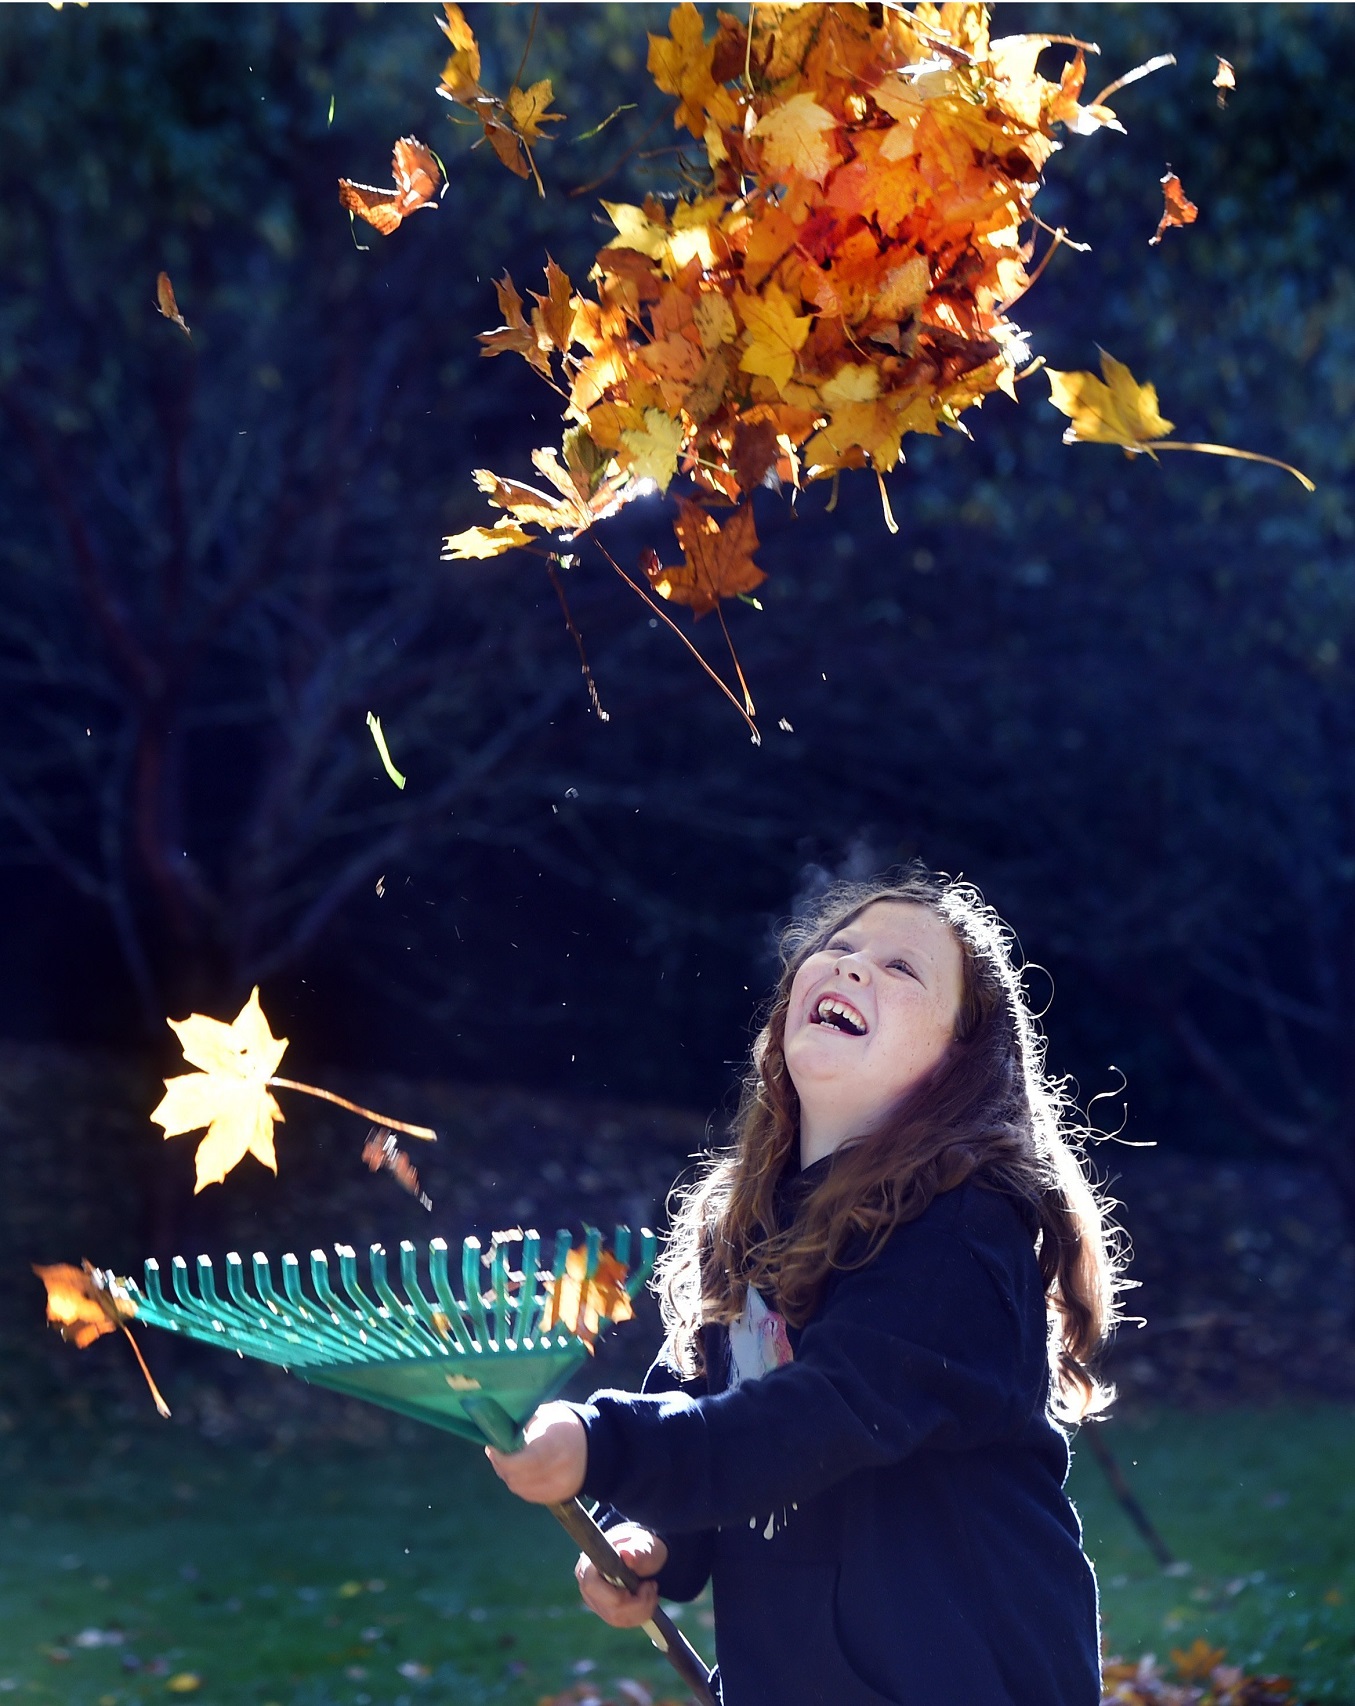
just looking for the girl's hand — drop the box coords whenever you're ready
[575,1521,669,1629]
[484,1401,587,1504]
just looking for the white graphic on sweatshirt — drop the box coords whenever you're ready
[727,1287,797,1538]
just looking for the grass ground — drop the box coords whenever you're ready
[0,1404,1351,1706]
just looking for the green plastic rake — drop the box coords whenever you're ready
[104,1227,715,1705]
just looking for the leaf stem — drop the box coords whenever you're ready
[1139,441,1315,492]
[267,1078,438,1140]
[120,1324,172,1419]
[586,529,761,741]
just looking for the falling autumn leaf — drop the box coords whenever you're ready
[338,136,443,236]
[506,79,565,147]
[538,1246,634,1347]
[366,711,406,790]
[435,5,563,195]
[1214,56,1236,107]
[1150,170,1199,246]
[1048,349,1314,489]
[33,1261,127,1348]
[1048,350,1174,449]
[151,989,436,1193]
[35,1262,172,1417]
[152,987,288,1192]
[155,272,190,338]
[645,501,764,619]
[362,1126,432,1211]
[437,1,481,102]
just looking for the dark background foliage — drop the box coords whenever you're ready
[1,3,1352,1221]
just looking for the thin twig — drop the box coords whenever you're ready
[586,530,760,741]
[512,4,541,93]
[1091,53,1175,110]
[568,111,665,198]
[268,1077,437,1140]
[714,599,756,718]
[546,556,609,721]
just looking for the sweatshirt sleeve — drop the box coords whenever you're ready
[574,1191,1046,1537]
[592,1343,717,1601]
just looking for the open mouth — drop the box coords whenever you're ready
[810,995,868,1035]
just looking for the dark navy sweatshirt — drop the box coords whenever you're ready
[574,1170,1102,1706]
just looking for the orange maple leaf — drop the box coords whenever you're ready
[646,500,765,618]
[338,136,443,236]
[1150,169,1199,246]
[34,1261,172,1417]
[538,1247,634,1348]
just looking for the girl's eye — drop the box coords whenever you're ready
[889,959,918,979]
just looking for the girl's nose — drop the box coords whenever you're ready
[839,957,869,983]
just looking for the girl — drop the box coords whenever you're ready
[488,869,1123,1706]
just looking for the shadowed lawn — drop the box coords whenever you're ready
[0,1407,1350,1705]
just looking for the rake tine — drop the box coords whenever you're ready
[336,1245,384,1329]
[631,1228,658,1296]
[224,1252,254,1313]
[196,1255,231,1322]
[461,1238,493,1349]
[280,1253,364,1362]
[310,1250,376,1360]
[399,1241,454,1351]
[428,1239,478,1355]
[490,1241,512,1348]
[512,1231,541,1343]
[368,1245,438,1356]
[251,1253,286,1317]
[613,1224,632,1270]
[547,1229,571,1342]
[142,1258,168,1312]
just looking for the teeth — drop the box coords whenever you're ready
[814,996,866,1034]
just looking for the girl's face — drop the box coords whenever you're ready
[783,901,965,1159]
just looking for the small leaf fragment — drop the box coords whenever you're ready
[366,711,407,790]
[155,272,190,338]
[1150,169,1198,246]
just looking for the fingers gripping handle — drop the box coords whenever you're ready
[464,1396,716,1706]
[547,1497,718,1706]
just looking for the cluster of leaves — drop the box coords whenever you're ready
[435,1,563,194]
[1102,1642,1298,1706]
[443,0,1153,614]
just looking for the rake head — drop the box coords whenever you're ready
[104,1225,655,1448]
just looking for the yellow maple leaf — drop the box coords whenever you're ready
[602,200,670,262]
[1048,350,1314,488]
[441,517,536,559]
[436,3,482,102]
[738,285,814,395]
[620,407,686,490]
[647,2,736,141]
[754,92,840,183]
[1046,349,1173,448]
[151,988,288,1193]
[506,78,564,146]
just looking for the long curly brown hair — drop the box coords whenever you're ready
[654,868,1125,1421]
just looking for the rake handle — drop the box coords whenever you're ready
[548,1497,718,1706]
